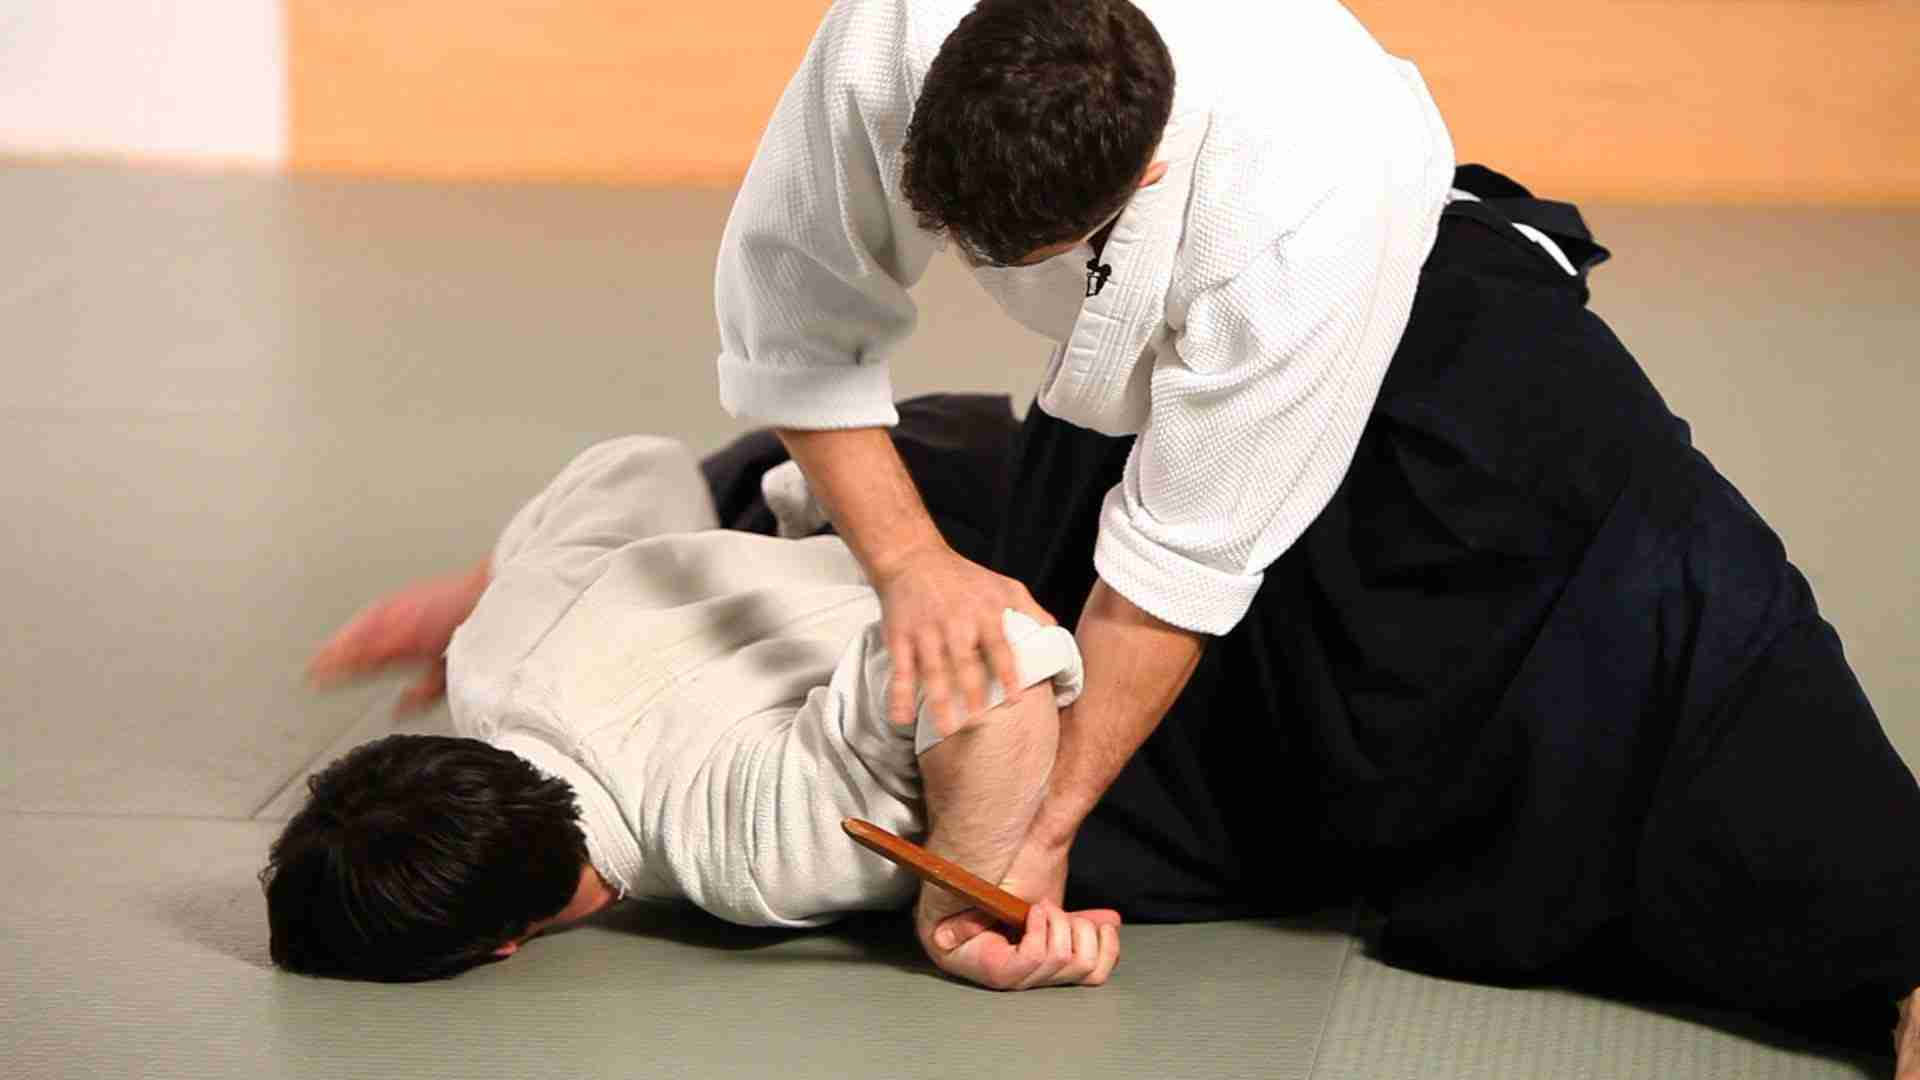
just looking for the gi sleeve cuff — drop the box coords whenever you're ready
[717,351,900,430]
[914,610,1085,756]
[1092,486,1264,636]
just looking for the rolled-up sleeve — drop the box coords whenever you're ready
[1093,155,1435,634]
[715,0,941,430]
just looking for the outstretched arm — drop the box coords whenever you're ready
[307,436,718,711]
[913,683,1121,989]
[306,559,492,716]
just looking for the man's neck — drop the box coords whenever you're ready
[1089,216,1120,260]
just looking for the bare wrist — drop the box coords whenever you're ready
[1026,812,1082,856]
[915,882,971,932]
[865,527,948,583]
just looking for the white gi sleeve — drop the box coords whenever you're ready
[714,0,942,430]
[690,609,1085,928]
[1093,154,1435,635]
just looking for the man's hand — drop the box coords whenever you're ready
[915,889,1120,990]
[993,828,1071,910]
[871,542,1055,732]
[306,559,491,715]
[927,828,1072,959]
[1896,988,1920,1078]
[772,427,1055,733]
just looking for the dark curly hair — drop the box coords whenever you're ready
[902,0,1175,266]
[260,734,588,982]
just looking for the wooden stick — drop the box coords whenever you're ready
[841,818,1032,930]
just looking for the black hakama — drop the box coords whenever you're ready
[989,167,1920,1038]
[699,167,1917,1041]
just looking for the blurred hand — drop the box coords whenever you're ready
[915,893,1121,991]
[871,543,1055,734]
[1897,988,1920,1078]
[306,559,490,716]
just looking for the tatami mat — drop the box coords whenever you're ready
[1307,946,1879,1080]
[2,161,1914,1078]
[2,813,1356,1080]
[251,692,451,822]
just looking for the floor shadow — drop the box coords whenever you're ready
[576,901,933,977]
[573,898,812,950]
[150,875,277,972]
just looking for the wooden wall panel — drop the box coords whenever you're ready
[1345,0,1920,204]
[289,0,1920,202]
[288,1,832,185]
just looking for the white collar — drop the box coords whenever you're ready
[491,729,668,901]
[1037,106,1208,436]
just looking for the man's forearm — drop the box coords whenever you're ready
[917,686,1060,896]
[776,427,944,576]
[1029,577,1206,851]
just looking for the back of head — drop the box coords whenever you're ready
[902,0,1176,266]
[260,734,587,981]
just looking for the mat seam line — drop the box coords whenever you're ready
[1300,905,1361,1080]
[247,686,398,819]
[0,808,270,823]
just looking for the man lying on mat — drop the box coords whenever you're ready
[270,406,1114,991]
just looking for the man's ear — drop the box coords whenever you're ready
[1139,160,1169,188]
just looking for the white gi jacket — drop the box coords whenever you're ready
[716,0,1456,634]
[445,437,1084,927]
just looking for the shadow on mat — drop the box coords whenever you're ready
[157,874,932,979]
[152,877,277,972]
[577,901,927,974]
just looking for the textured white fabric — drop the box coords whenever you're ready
[446,437,1083,928]
[715,0,1457,634]
[760,458,830,538]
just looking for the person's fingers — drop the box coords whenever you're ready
[1058,913,1100,985]
[932,908,998,952]
[946,620,989,719]
[311,592,432,682]
[982,618,1025,716]
[886,627,918,729]
[310,564,492,688]
[307,606,388,682]
[1013,899,1051,963]
[1897,990,1920,1079]
[1084,923,1121,986]
[393,662,447,717]
[936,928,1009,988]
[1046,903,1074,962]
[1072,908,1124,929]
[916,630,958,733]
[1044,906,1087,988]
[946,914,1039,990]
[1016,903,1076,990]
[1007,581,1057,628]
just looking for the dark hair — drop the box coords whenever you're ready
[902,0,1175,266]
[260,734,588,982]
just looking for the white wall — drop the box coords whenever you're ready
[0,0,285,165]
